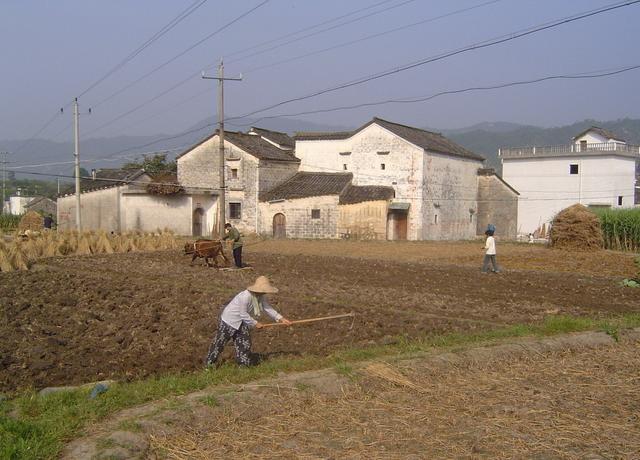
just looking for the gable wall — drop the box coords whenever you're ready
[421,153,482,240]
[476,175,518,239]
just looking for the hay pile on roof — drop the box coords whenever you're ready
[17,210,43,232]
[549,204,603,251]
[146,173,184,195]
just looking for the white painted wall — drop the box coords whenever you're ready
[502,155,636,234]
[8,196,35,215]
[121,193,194,234]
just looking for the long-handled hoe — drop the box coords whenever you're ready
[259,312,355,330]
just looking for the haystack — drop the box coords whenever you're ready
[549,204,603,251]
[18,211,44,233]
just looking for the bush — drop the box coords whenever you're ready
[0,214,21,232]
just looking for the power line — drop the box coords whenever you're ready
[89,0,270,111]
[241,0,503,75]
[222,0,396,61]
[78,0,208,98]
[12,1,208,153]
[226,0,640,123]
[234,64,640,125]
[226,0,419,65]
[72,61,640,165]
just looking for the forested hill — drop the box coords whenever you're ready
[441,118,640,171]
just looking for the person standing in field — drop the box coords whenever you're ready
[205,276,291,367]
[481,229,500,273]
[223,222,244,268]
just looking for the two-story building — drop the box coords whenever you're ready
[256,117,518,240]
[499,126,640,236]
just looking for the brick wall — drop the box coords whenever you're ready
[258,195,339,239]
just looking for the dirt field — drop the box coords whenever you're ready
[1,240,639,392]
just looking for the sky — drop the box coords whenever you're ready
[1,0,639,145]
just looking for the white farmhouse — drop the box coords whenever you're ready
[292,117,493,240]
[499,126,640,236]
[176,129,300,235]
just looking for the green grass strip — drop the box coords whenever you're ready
[2,313,640,460]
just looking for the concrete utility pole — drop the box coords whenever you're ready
[1,151,7,214]
[73,98,82,231]
[202,60,242,237]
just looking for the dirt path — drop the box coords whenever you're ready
[62,329,640,459]
[1,243,639,392]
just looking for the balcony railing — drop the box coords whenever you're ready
[499,142,640,159]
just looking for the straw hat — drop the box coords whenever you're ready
[247,276,278,294]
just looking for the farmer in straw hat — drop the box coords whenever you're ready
[205,276,291,367]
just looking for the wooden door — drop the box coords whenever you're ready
[393,212,407,240]
[273,213,286,239]
[192,208,204,236]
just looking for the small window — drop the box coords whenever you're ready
[343,164,348,170]
[618,196,623,206]
[570,164,579,175]
[377,151,389,155]
[380,164,386,170]
[469,214,473,223]
[339,151,351,156]
[231,168,238,179]
[434,214,438,224]
[229,202,241,219]
[311,209,320,219]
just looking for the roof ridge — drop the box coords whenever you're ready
[373,116,442,136]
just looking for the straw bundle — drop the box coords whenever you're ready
[549,204,603,251]
[94,232,114,254]
[9,245,30,270]
[76,235,92,255]
[0,247,14,271]
[17,210,43,233]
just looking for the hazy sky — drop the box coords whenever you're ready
[1,0,639,143]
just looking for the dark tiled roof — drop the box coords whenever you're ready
[294,131,353,141]
[60,168,147,196]
[572,126,625,142]
[177,130,299,162]
[368,118,485,161]
[294,117,484,161]
[339,185,395,205]
[261,172,353,202]
[249,127,295,149]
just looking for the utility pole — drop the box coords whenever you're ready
[73,98,82,231]
[1,151,7,214]
[202,60,242,237]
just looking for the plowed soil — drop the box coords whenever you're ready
[1,240,639,392]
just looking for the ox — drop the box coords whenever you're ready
[184,239,229,268]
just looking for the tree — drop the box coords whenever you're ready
[123,153,176,175]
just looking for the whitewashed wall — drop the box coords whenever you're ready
[57,187,120,232]
[422,153,481,240]
[121,193,194,234]
[502,155,636,234]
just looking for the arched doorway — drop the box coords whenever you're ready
[192,208,204,236]
[273,213,286,239]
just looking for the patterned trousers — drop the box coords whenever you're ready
[205,320,255,366]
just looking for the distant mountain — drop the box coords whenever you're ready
[0,117,350,178]
[2,117,639,179]
[442,118,640,172]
